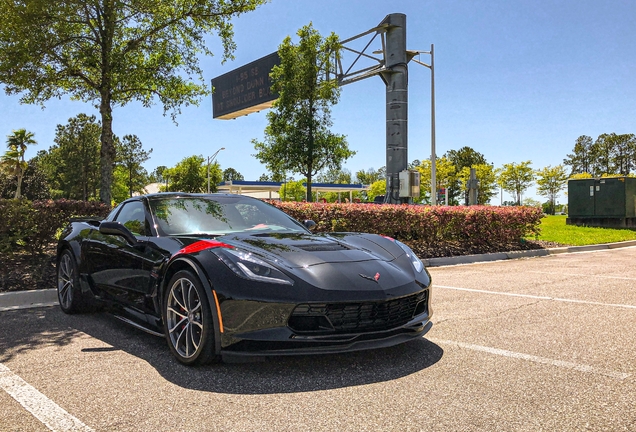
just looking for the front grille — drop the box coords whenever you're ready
[289,290,428,334]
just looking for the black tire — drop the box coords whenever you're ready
[57,249,90,314]
[163,270,218,365]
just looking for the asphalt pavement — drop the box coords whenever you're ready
[1,243,635,431]
[3,239,636,312]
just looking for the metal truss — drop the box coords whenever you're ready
[331,24,388,86]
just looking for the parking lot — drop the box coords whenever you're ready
[1,247,635,431]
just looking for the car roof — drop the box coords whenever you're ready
[142,192,248,200]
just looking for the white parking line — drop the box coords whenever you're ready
[527,270,636,281]
[435,285,636,310]
[0,362,93,432]
[433,339,631,380]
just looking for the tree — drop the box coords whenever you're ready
[569,172,592,180]
[42,114,102,200]
[445,147,487,205]
[416,156,456,204]
[498,161,534,205]
[591,133,616,176]
[223,168,244,182]
[457,163,498,205]
[408,160,421,170]
[279,180,307,202]
[0,0,267,204]
[535,164,568,215]
[563,135,594,175]
[111,166,132,204]
[163,155,221,193]
[0,158,50,200]
[150,166,168,184]
[446,147,487,169]
[1,129,36,198]
[116,134,152,198]
[258,171,285,182]
[355,168,383,186]
[565,133,636,177]
[367,180,387,203]
[316,167,352,184]
[522,197,541,208]
[253,23,355,201]
[607,133,636,176]
[316,168,356,202]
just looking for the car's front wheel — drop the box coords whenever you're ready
[57,249,91,314]
[163,270,218,365]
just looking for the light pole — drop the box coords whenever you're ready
[410,44,436,205]
[207,147,225,194]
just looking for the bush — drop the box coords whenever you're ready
[0,199,110,255]
[269,201,543,255]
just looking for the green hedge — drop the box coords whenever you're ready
[0,198,543,258]
[270,201,543,253]
[0,199,110,255]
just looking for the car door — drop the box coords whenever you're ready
[86,200,158,310]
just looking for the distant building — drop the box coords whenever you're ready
[138,180,368,201]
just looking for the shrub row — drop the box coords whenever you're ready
[270,202,543,253]
[0,198,543,258]
[0,199,111,255]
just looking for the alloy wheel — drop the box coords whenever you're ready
[166,277,204,359]
[57,253,74,310]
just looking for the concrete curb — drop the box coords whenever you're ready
[0,288,58,312]
[3,240,636,310]
[423,239,636,267]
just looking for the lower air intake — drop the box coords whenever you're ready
[289,290,428,334]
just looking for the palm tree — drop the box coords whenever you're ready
[1,129,36,198]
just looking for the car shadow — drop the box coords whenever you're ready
[0,307,443,395]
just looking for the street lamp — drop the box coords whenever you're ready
[409,44,436,205]
[207,147,225,194]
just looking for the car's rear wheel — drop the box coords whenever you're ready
[163,270,217,365]
[57,249,90,314]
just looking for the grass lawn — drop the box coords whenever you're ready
[530,215,636,246]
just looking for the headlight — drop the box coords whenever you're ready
[394,240,424,273]
[212,249,294,285]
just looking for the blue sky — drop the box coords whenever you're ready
[1,0,635,203]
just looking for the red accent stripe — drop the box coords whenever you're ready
[174,240,233,256]
[381,235,395,241]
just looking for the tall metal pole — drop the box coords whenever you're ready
[430,44,436,205]
[207,147,225,194]
[410,46,436,205]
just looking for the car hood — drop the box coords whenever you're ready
[218,232,402,269]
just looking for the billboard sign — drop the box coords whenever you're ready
[211,52,280,119]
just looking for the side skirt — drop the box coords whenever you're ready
[112,314,165,337]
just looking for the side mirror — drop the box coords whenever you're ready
[99,221,138,245]
[303,220,317,231]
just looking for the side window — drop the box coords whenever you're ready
[114,201,148,236]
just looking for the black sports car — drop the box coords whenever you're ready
[57,193,433,365]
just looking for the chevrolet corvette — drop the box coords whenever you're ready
[56,193,433,365]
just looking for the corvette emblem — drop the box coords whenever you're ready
[359,272,381,282]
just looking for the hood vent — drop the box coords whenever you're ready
[294,243,350,252]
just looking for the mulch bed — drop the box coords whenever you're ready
[0,245,58,293]
[0,240,567,293]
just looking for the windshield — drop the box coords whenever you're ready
[149,195,307,236]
